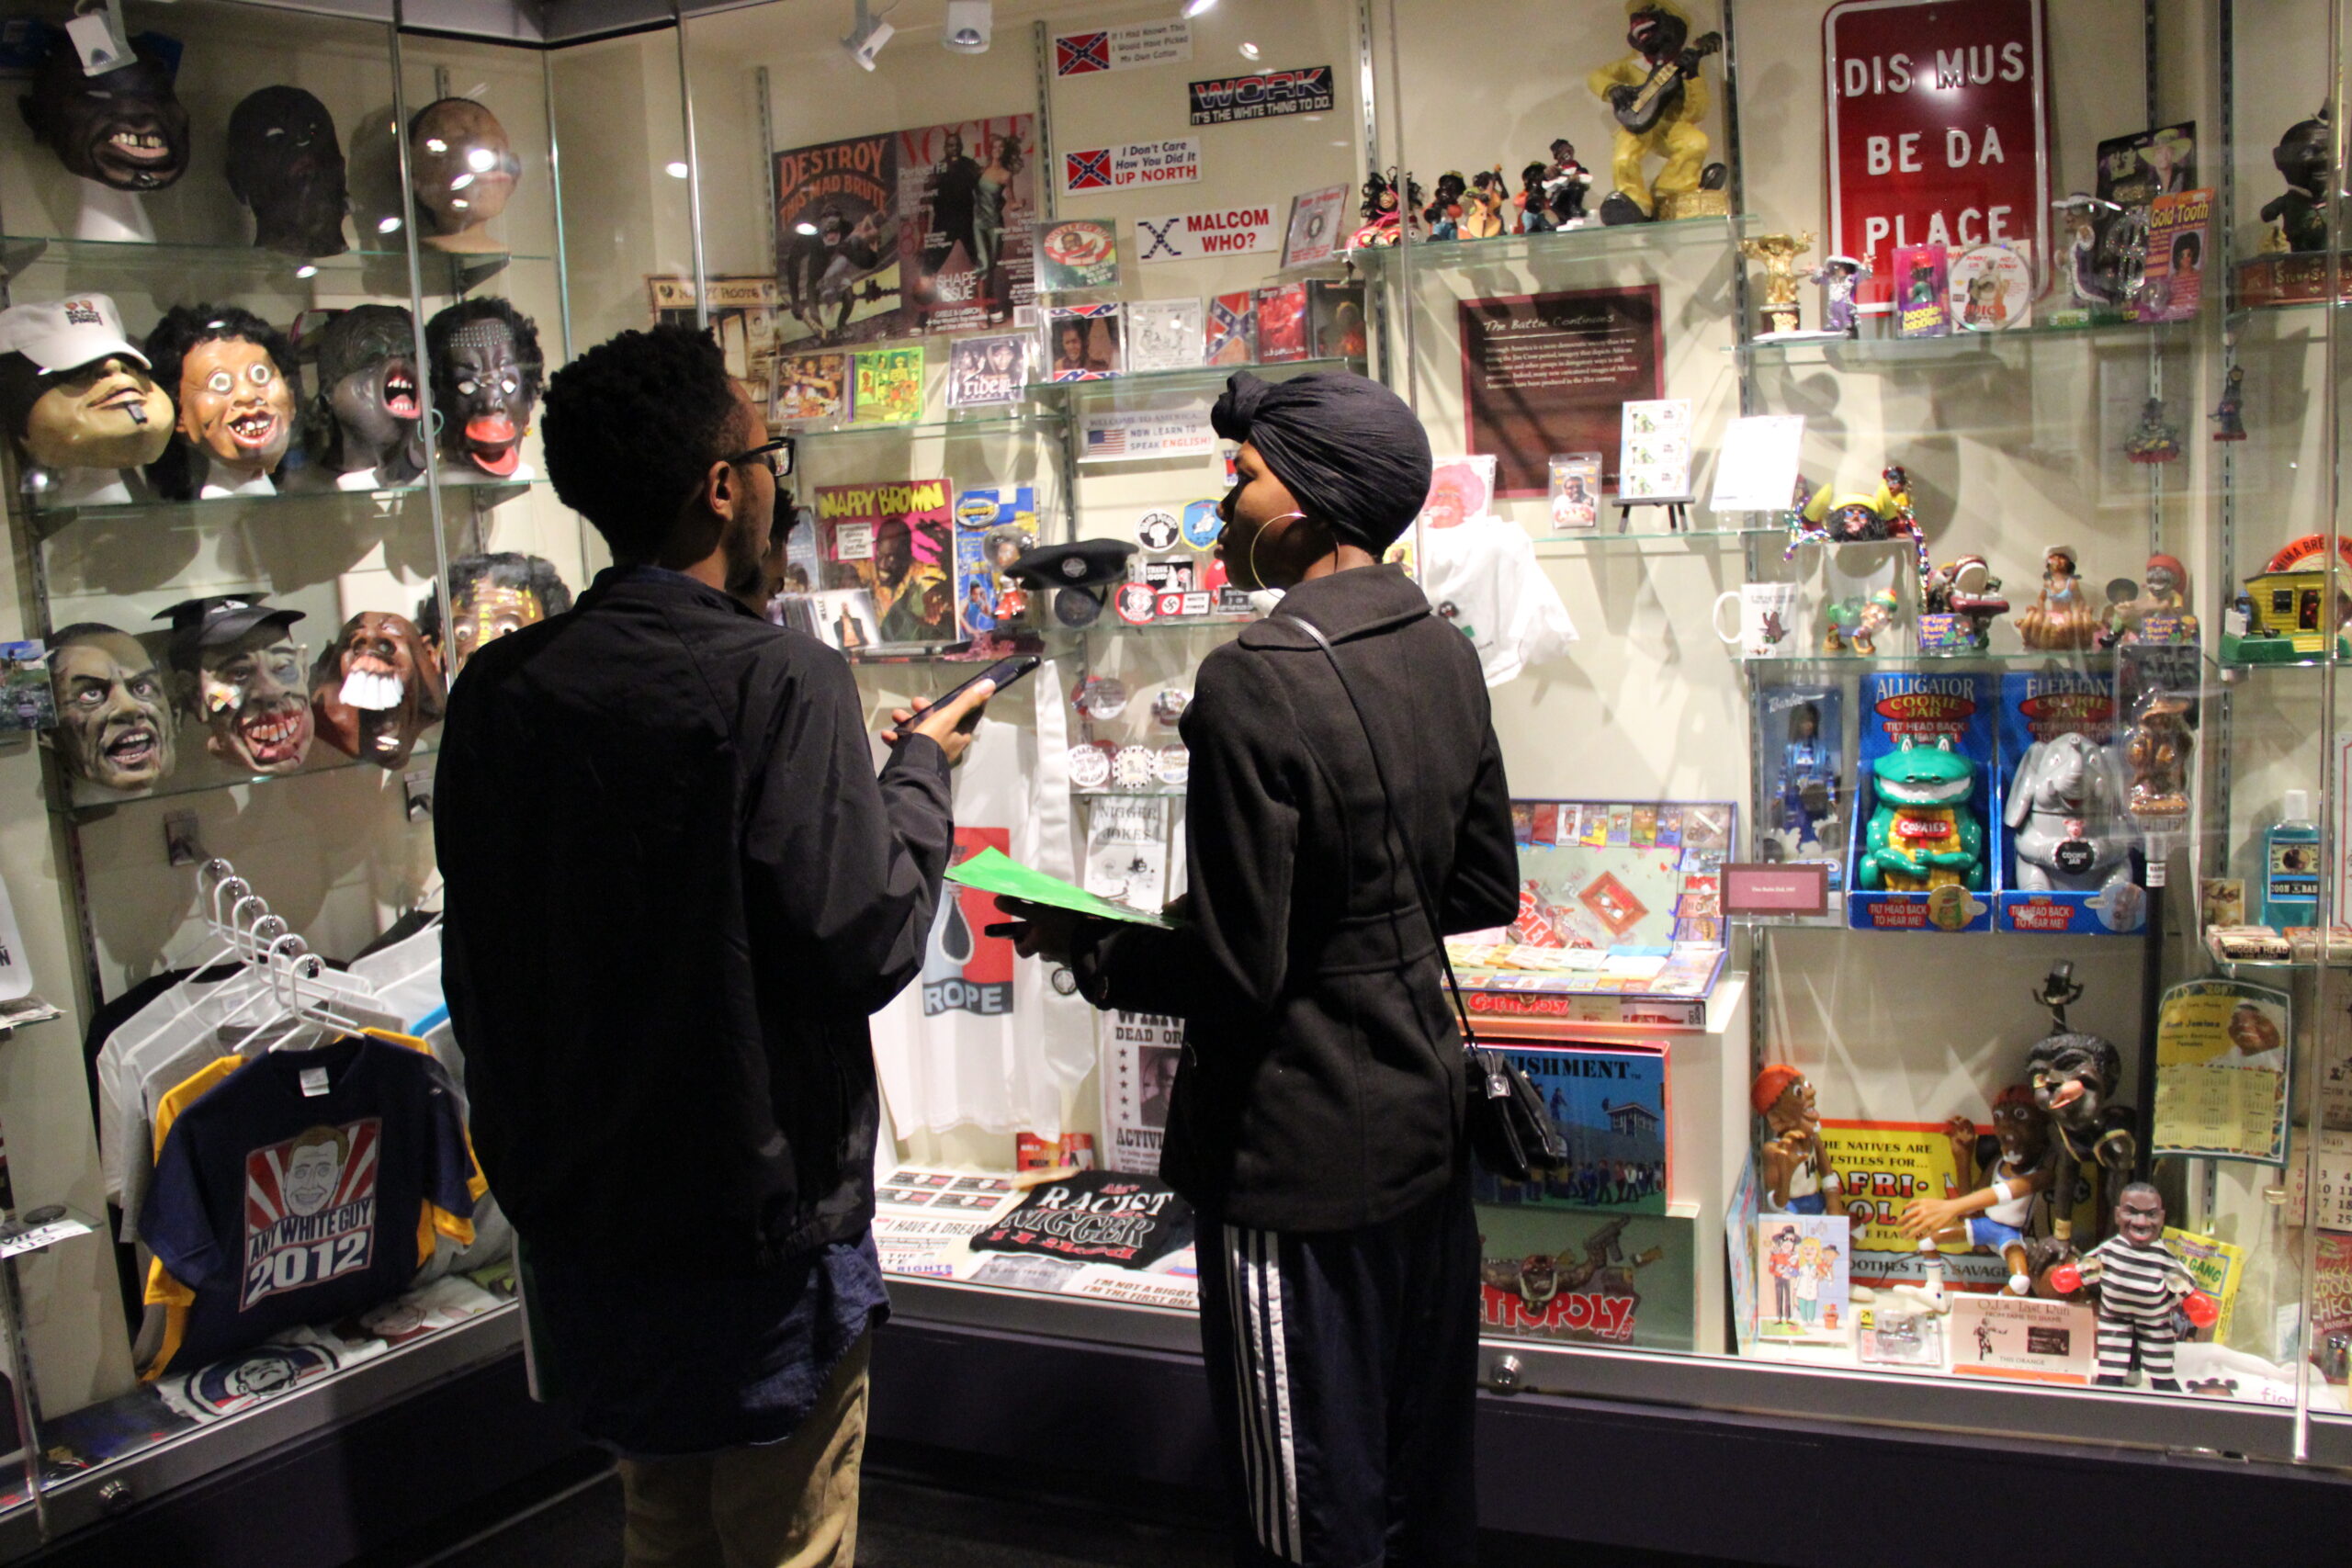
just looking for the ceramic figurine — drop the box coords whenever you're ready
[2124,398,2182,464]
[1740,231,1815,336]
[1922,556,2009,651]
[1900,1086,2056,1301]
[1814,254,1871,336]
[1423,171,1466,241]
[2023,964,2135,1253]
[1822,588,1897,655]
[2211,365,2247,442]
[225,85,347,259]
[2049,1183,2217,1391]
[2261,108,2331,253]
[1858,736,1985,893]
[1589,1,1728,224]
[2006,731,2132,900]
[1517,164,1557,234]
[0,294,174,507]
[2014,546,2102,651]
[1351,167,1419,249]
[408,96,519,254]
[2125,686,2193,824]
[1461,168,1510,241]
[1541,139,1591,227]
[2104,553,2199,648]
[1751,1065,1847,1216]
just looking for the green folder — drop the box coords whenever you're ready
[946,846,1179,930]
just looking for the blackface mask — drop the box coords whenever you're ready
[408,97,519,249]
[19,38,188,192]
[226,85,348,258]
[193,625,313,774]
[310,611,445,768]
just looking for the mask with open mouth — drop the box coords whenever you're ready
[226,85,348,259]
[141,305,298,499]
[309,305,424,484]
[19,37,189,193]
[418,552,573,676]
[157,595,312,775]
[48,624,175,792]
[310,611,445,768]
[426,299,542,479]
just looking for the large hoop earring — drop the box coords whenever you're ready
[1250,510,1306,587]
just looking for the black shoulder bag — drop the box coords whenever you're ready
[1283,611,1566,1183]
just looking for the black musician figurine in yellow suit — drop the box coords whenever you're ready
[1587,1,1729,224]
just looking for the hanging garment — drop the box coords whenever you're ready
[1418,514,1579,686]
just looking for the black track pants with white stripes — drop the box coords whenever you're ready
[1193,1174,1481,1568]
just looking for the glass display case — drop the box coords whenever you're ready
[0,0,2345,1558]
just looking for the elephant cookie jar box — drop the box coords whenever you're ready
[1846,670,1999,933]
[1994,670,2146,936]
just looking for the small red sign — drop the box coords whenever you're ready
[1722,863,1832,918]
[1825,0,2048,308]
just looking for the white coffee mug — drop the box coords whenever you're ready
[1713,581,1801,658]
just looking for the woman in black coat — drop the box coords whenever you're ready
[1004,371,1518,1567]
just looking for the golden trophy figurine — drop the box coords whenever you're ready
[1740,231,1816,336]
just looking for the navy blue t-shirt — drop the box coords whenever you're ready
[140,1034,481,1374]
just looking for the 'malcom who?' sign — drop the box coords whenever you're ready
[1824,0,2046,309]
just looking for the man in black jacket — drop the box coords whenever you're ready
[436,325,989,1567]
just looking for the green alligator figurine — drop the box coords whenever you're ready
[1859,736,1984,892]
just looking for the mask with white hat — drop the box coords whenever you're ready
[0,295,173,471]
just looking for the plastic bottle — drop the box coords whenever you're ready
[2262,788,2321,930]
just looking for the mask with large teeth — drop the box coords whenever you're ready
[49,626,175,791]
[23,42,191,192]
[194,627,312,774]
[309,610,445,769]
[313,305,425,481]
[175,333,296,477]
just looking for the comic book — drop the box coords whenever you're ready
[1205,290,1257,366]
[952,485,1041,643]
[852,344,925,424]
[773,351,850,427]
[813,479,957,647]
[944,333,1034,410]
[2134,186,2212,322]
[1254,283,1307,363]
[774,131,901,347]
[897,115,1037,335]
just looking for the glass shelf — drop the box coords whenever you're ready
[1075,787,1187,799]
[1536,525,1779,550]
[1737,314,2192,367]
[1350,213,1752,274]
[791,412,1067,442]
[1029,357,1349,400]
[58,737,438,820]
[1739,649,2128,673]
[0,233,548,294]
[28,478,537,542]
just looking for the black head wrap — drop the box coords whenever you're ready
[1210,370,1431,552]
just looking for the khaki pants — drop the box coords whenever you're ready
[617,1335,871,1568]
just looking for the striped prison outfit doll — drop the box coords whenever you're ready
[2051,1181,2214,1392]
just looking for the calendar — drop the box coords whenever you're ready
[2286,1129,2352,1234]
[2152,978,2291,1166]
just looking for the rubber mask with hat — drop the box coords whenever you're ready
[155,595,311,774]
[0,295,173,479]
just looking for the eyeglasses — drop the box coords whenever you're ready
[723,437,794,480]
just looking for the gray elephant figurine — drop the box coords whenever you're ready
[2005,730,2132,896]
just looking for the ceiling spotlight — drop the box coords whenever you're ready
[944,0,990,52]
[1182,0,1218,17]
[1238,40,1260,60]
[842,0,895,71]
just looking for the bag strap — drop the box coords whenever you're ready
[1282,609,1482,1055]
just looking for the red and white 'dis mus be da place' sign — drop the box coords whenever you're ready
[1824,0,2047,309]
